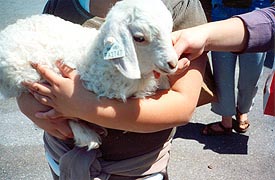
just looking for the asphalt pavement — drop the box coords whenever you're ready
[0,0,275,179]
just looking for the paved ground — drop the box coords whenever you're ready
[0,1,275,179]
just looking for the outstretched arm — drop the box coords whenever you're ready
[172,6,275,61]
[172,17,248,61]
[22,54,207,133]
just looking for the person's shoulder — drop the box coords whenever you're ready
[43,0,59,14]
[42,0,92,24]
[162,0,207,30]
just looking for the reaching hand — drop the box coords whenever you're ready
[172,26,208,61]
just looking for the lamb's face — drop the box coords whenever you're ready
[100,0,178,79]
[129,16,178,76]
[127,2,178,77]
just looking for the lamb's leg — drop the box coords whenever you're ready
[69,120,101,150]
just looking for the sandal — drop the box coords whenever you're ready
[233,109,250,133]
[202,121,232,136]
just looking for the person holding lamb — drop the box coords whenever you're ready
[17,0,209,179]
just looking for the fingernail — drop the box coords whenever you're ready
[55,60,61,65]
[56,59,64,66]
[35,112,43,119]
[185,60,191,66]
[30,62,38,68]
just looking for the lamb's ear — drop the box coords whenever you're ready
[103,35,141,79]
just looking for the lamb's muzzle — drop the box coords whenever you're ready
[163,59,178,73]
[168,60,178,70]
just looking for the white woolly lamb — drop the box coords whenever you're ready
[0,0,178,150]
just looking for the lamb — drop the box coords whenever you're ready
[0,0,178,150]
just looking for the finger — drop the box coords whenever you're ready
[22,81,54,98]
[54,119,74,139]
[175,58,190,74]
[33,92,54,107]
[35,109,62,119]
[31,63,61,86]
[184,49,205,61]
[49,130,69,140]
[171,32,188,59]
[56,60,78,79]
[59,127,74,139]
[178,58,190,70]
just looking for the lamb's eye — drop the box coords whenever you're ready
[133,34,145,43]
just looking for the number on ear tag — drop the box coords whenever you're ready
[103,41,125,60]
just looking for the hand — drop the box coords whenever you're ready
[16,92,74,140]
[22,60,94,119]
[172,27,208,61]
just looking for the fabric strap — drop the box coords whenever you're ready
[44,132,173,180]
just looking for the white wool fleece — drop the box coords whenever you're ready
[0,14,98,98]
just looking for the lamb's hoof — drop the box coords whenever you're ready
[69,120,102,151]
[74,133,101,150]
[87,142,100,150]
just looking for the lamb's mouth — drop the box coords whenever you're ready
[153,62,178,78]
[153,67,171,79]
[154,63,178,75]
[153,66,177,78]
[153,70,161,79]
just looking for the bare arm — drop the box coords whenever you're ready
[172,17,248,61]
[204,18,248,52]
[22,54,207,133]
[172,6,275,61]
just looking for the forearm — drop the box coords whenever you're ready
[73,54,207,133]
[205,6,275,52]
[204,17,248,52]
[172,17,248,61]
[77,90,191,133]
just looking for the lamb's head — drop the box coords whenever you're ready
[99,0,178,79]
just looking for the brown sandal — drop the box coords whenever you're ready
[202,122,232,136]
[233,109,250,133]
[232,118,250,133]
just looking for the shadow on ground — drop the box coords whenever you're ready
[174,122,249,155]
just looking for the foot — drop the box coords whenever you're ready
[233,109,250,133]
[202,121,232,136]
